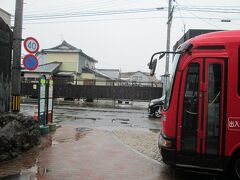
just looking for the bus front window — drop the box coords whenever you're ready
[164,53,181,110]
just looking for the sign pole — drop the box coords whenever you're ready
[38,74,47,126]
[46,78,54,124]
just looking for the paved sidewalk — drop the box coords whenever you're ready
[0,125,175,180]
[0,125,219,180]
[34,125,172,180]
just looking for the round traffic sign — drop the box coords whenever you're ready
[24,37,39,54]
[23,54,39,70]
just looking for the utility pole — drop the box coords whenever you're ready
[165,0,174,75]
[12,0,24,112]
[162,0,174,95]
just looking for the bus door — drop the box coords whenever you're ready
[177,58,225,166]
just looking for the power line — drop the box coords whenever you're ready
[23,16,167,25]
[19,5,240,22]
[175,3,186,33]
[22,15,240,25]
[24,0,157,14]
[14,3,239,26]
[175,1,222,29]
[178,7,240,13]
[22,8,166,21]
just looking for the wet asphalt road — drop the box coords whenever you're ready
[1,103,224,180]
[21,103,161,130]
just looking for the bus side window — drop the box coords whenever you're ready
[184,63,200,115]
[181,63,200,153]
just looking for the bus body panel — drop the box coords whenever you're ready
[159,30,240,173]
[224,45,240,157]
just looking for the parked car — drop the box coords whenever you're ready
[148,95,165,118]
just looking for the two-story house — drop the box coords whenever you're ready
[23,40,119,85]
[39,40,97,80]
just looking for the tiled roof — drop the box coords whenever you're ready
[56,71,75,77]
[42,40,98,63]
[97,69,120,80]
[43,40,81,52]
[120,71,149,78]
[83,68,113,80]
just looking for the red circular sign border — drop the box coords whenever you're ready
[23,54,39,70]
[24,37,40,54]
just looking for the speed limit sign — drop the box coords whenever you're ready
[24,37,39,54]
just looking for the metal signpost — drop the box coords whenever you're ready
[47,78,54,124]
[23,37,55,133]
[38,75,47,126]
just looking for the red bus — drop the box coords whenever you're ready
[149,30,240,178]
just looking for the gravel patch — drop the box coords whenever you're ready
[113,129,162,162]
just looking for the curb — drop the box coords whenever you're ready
[111,131,164,166]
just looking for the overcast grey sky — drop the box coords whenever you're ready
[1,0,240,78]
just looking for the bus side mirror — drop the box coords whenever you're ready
[150,59,157,76]
[148,52,166,76]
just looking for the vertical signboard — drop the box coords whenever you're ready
[38,74,46,125]
[47,78,54,124]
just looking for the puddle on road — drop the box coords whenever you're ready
[0,134,52,179]
[75,127,92,141]
[0,126,93,179]
[76,117,97,121]
[149,129,160,133]
[112,118,131,126]
[76,127,93,132]
[55,116,98,122]
[50,127,92,144]
[1,165,49,180]
[117,118,129,121]
[120,121,129,124]
[112,118,130,122]
[52,140,59,145]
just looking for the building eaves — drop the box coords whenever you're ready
[43,49,81,53]
[80,51,98,63]
[83,68,112,79]
[44,40,81,51]
[120,72,134,78]
[120,71,150,78]
[97,69,120,80]
[40,40,98,63]
[42,40,83,55]
[0,8,11,16]
[56,71,75,77]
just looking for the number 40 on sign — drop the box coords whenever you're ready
[24,37,39,54]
